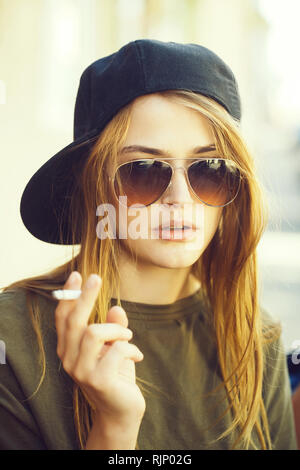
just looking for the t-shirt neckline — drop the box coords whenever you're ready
[110,288,206,321]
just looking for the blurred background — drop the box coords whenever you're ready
[0,0,299,354]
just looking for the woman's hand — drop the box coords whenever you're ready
[55,271,146,427]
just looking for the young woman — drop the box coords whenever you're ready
[0,39,297,450]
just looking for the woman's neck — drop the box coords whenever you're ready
[116,252,201,305]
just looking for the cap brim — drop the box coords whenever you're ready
[20,132,99,245]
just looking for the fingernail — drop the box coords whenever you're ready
[125,329,133,339]
[69,271,79,286]
[86,274,101,289]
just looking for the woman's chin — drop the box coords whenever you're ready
[137,245,203,268]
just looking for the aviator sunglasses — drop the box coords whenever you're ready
[109,156,242,208]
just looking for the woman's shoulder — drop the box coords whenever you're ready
[259,306,285,374]
[0,287,57,347]
[0,288,29,329]
[0,288,77,449]
[0,287,27,306]
[260,305,283,343]
[259,306,289,392]
[0,287,56,315]
[0,286,67,402]
[259,307,297,449]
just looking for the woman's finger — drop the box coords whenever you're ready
[71,274,102,325]
[55,271,82,358]
[61,274,102,367]
[106,305,129,329]
[72,324,133,379]
[95,340,144,383]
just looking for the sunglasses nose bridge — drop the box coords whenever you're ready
[168,164,189,185]
[163,164,193,201]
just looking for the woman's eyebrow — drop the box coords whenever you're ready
[119,144,216,157]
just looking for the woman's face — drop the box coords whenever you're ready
[112,93,223,269]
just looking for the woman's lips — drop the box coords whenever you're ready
[152,225,200,241]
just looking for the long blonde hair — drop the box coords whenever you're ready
[2,90,281,449]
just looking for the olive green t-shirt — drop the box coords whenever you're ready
[0,288,297,450]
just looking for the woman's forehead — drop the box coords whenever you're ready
[122,97,213,153]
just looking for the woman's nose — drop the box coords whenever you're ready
[160,167,194,205]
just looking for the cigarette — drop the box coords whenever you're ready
[52,289,82,300]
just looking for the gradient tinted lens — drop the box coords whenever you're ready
[114,160,172,206]
[188,159,241,206]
